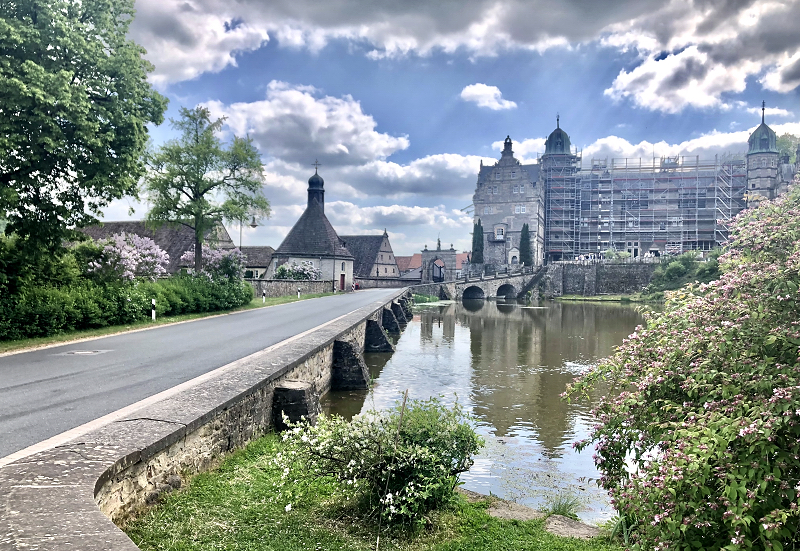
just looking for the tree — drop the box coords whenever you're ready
[777,133,799,163]
[0,0,167,252]
[519,223,532,266]
[566,187,800,549]
[144,107,270,272]
[471,220,484,264]
[88,232,169,282]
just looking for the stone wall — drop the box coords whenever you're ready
[0,289,411,551]
[355,277,409,289]
[543,262,656,297]
[246,279,334,297]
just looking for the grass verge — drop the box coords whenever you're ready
[124,435,621,551]
[0,293,335,355]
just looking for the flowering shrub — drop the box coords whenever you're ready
[566,185,800,550]
[273,261,321,280]
[88,232,169,282]
[180,245,246,281]
[273,397,483,526]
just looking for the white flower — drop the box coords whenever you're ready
[285,503,292,512]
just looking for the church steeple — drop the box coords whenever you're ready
[307,160,325,211]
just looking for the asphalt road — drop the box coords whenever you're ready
[0,288,401,460]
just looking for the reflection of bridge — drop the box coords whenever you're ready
[413,267,546,300]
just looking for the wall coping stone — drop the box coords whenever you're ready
[0,288,409,551]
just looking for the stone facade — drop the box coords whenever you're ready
[543,262,657,297]
[473,136,545,269]
[246,279,334,297]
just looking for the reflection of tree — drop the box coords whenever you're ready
[463,302,642,456]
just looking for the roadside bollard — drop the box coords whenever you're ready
[297,288,301,299]
[151,298,156,321]
[262,290,266,303]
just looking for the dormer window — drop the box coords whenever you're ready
[495,228,504,238]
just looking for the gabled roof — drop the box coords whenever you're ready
[338,234,387,277]
[241,246,275,268]
[395,255,414,273]
[79,221,233,273]
[274,199,353,259]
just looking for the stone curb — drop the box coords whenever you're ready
[0,288,410,551]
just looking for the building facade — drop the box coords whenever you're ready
[339,231,400,278]
[268,170,354,291]
[475,108,798,266]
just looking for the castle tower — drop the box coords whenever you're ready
[746,101,780,204]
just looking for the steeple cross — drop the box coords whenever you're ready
[311,159,322,172]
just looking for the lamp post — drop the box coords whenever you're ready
[239,215,259,248]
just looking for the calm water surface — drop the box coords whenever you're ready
[321,299,645,523]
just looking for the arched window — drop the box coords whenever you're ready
[341,262,345,271]
[511,256,518,264]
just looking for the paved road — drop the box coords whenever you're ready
[0,288,401,460]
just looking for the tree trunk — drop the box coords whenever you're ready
[195,228,203,273]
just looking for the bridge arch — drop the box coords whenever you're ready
[496,283,517,299]
[462,285,485,300]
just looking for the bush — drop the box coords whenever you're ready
[274,261,321,280]
[0,276,253,341]
[273,397,483,526]
[566,186,800,550]
[412,293,439,304]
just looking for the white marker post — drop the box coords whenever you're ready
[151,298,156,321]
[297,287,301,299]
[262,290,266,303]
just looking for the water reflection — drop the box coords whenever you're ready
[321,300,644,522]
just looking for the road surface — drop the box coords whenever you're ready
[0,288,401,460]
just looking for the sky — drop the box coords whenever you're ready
[104,0,800,256]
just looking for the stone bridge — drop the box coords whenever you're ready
[412,267,546,301]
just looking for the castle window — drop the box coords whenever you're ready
[521,205,526,213]
[484,206,489,214]
[515,205,521,214]
[495,228,504,237]
[772,159,776,167]
[762,158,767,167]
[511,171,516,178]
[496,172,501,179]
[520,184,525,193]
[513,185,519,193]
[493,186,498,194]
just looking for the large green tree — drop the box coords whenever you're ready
[471,219,484,264]
[0,0,167,252]
[777,133,799,163]
[144,106,270,272]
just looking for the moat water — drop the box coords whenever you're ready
[321,299,645,523]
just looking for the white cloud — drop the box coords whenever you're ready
[581,121,800,161]
[746,106,793,118]
[205,81,409,168]
[460,83,517,110]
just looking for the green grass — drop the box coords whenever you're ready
[124,435,621,551]
[0,293,334,355]
[412,293,440,304]
[545,493,582,521]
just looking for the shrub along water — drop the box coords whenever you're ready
[566,185,800,550]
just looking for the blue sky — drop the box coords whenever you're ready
[105,0,800,256]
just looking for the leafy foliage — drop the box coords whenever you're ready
[519,223,532,266]
[641,250,721,300]
[179,245,246,282]
[88,232,169,282]
[273,397,483,526]
[0,0,166,252]
[144,106,270,271]
[777,133,799,164]
[273,261,321,280]
[566,185,800,550]
[471,220,484,264]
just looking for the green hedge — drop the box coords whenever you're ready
[0,276,253,341]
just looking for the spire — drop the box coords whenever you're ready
[557,113,560,128]
[762,100,765,124]
[307,160,325,211]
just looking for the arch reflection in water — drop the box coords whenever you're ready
[321,300,644,522]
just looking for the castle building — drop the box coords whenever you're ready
[475,107,797,266]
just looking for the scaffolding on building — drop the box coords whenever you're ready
[544,154,747,259]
